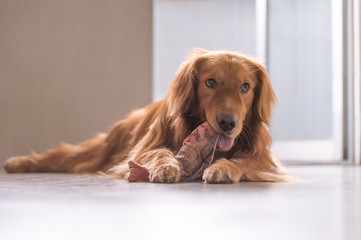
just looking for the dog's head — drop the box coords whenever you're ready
[166,49,276,151]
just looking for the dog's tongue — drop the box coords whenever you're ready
[217,134,235,151]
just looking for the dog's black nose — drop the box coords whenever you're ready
[216,114,237,132]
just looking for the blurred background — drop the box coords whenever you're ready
[0,0,360,169]
[0,0,152,170]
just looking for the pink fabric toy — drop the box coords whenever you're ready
[128,121,220,182]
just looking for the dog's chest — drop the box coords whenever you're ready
[214,148,235,161]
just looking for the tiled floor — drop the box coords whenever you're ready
[0,165,360,240]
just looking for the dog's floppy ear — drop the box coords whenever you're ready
[252,62,276,125]
[166,50,206,117]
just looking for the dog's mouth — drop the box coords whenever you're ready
[202,116,236,151]
[217,133,235,151]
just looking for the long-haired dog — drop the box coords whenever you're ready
[4,49,292,183]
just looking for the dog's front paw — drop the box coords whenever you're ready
[149,163,181,183]
[203,163,237,184]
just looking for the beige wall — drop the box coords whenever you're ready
[0,0,153,170]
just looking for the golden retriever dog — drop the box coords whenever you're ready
[4,49,292,183]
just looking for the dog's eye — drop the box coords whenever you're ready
[241,83,250,93]
[205,78,217,88]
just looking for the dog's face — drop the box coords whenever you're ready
[196,58,256,150]
[166,50,276,151]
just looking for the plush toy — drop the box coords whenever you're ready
[128,121,220,182]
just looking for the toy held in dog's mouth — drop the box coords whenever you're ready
[128,121,234,182]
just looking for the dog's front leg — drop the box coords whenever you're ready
[203,158,244,183]
[107,148,181,183]
[117,147,180,183]
[140,148,181,183]
[203,154,293,183]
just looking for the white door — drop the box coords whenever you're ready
[267,0,343,162]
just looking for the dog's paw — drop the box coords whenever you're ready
[203,163,236,184]
[4,156,34,173]
[149,163,181,183]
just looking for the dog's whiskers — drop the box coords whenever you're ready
[238,125,253,148]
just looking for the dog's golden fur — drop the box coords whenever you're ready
[4,49,293,183]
